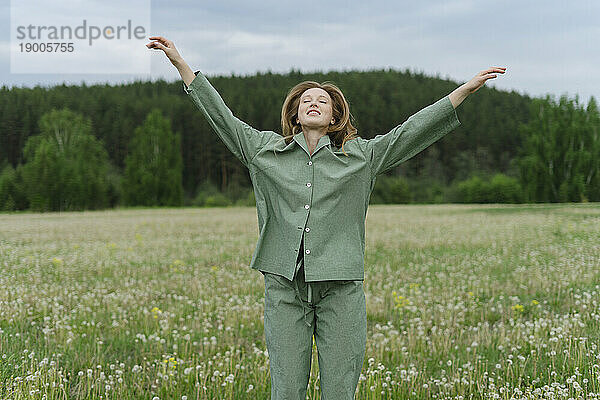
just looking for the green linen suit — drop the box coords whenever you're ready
[183,70,461,399]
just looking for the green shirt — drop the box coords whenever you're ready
[184,70,461,282]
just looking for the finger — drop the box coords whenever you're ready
[148,42,167,51]
[149,36,168,45]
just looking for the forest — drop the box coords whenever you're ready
[1,67,598,211]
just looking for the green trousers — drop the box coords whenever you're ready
[263,255,367,399]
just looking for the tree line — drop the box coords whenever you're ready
[0,68,598,211]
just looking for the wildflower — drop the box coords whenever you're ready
[51,257,63,267]
[393,292,410,309]
[467,291,474,297]
[531,299,539,305]
[511,304,524,312]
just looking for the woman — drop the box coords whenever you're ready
[147,35,505,399]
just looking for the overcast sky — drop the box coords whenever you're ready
[1,0,597,107]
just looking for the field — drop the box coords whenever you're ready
[1,203,599,399]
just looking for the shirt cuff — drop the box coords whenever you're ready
[183,70,201,94]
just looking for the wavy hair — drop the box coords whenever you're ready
[279,80,358,156]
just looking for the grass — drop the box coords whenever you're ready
[0,202,599,399]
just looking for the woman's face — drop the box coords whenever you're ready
[296,87,334,131]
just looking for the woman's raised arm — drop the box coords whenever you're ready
[146,36,274,169]
[360,66,507,179]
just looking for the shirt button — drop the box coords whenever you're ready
[304,204,310,210]
[305,249,310,254]
[307,161,313,165]
[306,182,312,187]
[305,227,310,232]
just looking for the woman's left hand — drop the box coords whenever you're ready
[462,67,507,94]
[449,66,507,109]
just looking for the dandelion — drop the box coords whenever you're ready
[531,299,539,305]
[211,265,218,271]
[511,304,524,312]
[393,292,410,309]
[467,291,474,297]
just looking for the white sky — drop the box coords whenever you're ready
[1,0,597,107]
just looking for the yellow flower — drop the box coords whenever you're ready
[511,304,524,312]
[51,257,63,267]
[107,242,117,249]
[173,259,184,266]
[409,283,420,290]
[392,292,410,309]
[211,265,218,271]
[531,299,539,305]
[467,291,474,297]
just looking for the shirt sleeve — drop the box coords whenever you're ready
[183,70,273,169]
[361,95,461,179]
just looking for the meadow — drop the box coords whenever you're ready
[0,203,599,399]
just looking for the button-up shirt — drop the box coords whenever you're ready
[184,70,461,282]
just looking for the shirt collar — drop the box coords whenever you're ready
[293,132,331,156]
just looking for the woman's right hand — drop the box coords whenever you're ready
[146,36,183,66]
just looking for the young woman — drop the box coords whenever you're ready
[147,35,505,399]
